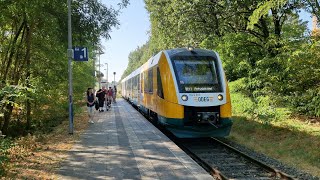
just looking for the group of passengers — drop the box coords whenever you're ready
[86,86,117,124]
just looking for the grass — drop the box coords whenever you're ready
[0,108,89,180]
[228,80,320,177]
[228,116,320,177]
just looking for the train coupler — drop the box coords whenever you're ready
[196,112,220,128]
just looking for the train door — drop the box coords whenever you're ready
[156,66,164,114]
[130,78,133,101]
[137,74,140,107]
[132,76,135,103]
[140,72,144,103]
[152,67,157,112]
[133,75,138,105]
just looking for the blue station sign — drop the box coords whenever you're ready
[73,47,88,61]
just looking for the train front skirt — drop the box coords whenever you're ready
[158,115,233,138]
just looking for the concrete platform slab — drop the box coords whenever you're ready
[57,99,213,180]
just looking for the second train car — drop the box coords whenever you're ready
[121,48,232,138]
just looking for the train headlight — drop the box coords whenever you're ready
[187,46,194,51]
[218,94,223,101]
[181,95,188,101]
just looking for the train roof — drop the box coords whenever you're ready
[165,48,217,58]
[121,48,218,83]
[121,51,162,82]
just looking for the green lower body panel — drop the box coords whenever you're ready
[139,105,148,115]
[158,115,233,138]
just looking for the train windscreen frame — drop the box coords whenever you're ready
[171,56,222,93]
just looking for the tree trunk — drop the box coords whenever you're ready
[25,23,32,130]
[271,8,282,56]
[3,20,26,82]
[1,103,14,135]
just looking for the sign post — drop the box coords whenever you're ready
[67,0,73,134]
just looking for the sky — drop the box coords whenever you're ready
[98,1,312,83]
[99,0,150,83]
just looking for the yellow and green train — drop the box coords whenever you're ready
[121,48,232,138]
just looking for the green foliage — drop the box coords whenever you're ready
[230,79,290,124]
[121,0,320,119]
[0,138,13,176]
[0,85,33,116]
[121,42,154,79]
[0,0,129,176]
[248,0,287,29]
[229,79,255,117]
[0,0,129,136]
[289,88,320,117]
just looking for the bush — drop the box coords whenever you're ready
[230,79,290,124]
[254,96,290,124]
[0,138,13,177]
[230,90,255,117]
[288,87,320,117]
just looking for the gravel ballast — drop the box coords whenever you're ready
[219,138,319,180]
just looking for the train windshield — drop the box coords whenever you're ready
[172,56,222,93]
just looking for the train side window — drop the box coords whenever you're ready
[157,67,164,99]
[144,71,148,93]
[133,76,136,92]
[129,78,132,96]
[140,73,142,92]
[125,81,128,94]
[138,74,141,92]
[148,68,153,93]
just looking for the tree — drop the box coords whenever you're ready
[137,0,320,117]
[0,0,129,135]
[121,42,152,79]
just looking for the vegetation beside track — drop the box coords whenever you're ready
[0,109,89,179]
[0,1,128,177]
[229,80,320,177]
[0,1,128,138]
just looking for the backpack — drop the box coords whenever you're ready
[94,100,99,110]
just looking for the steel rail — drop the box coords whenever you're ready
[211,138,297,180]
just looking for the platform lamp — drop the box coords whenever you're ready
[97,50,104,89]
[104,63,108,86]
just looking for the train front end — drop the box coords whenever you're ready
[160,48,233,138]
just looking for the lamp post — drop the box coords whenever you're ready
[92,50,95,88]
[97,50,104,89]
[113,72,116,86]
[104,63,108,86]
[67,0,73,134]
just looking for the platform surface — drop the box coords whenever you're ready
[57,99,213,180]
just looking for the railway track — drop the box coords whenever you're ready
[175,138,296,180]
[126,99,314,179]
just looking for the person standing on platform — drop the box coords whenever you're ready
[106,87,113,108]
[113,85,117,103]
[86,88,95,123]
[103,86,108,110]
[96,86,106,112]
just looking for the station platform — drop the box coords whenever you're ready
[57,99,213,180]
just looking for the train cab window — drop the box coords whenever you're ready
[171,56,222,93]
[157,67,164,99]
